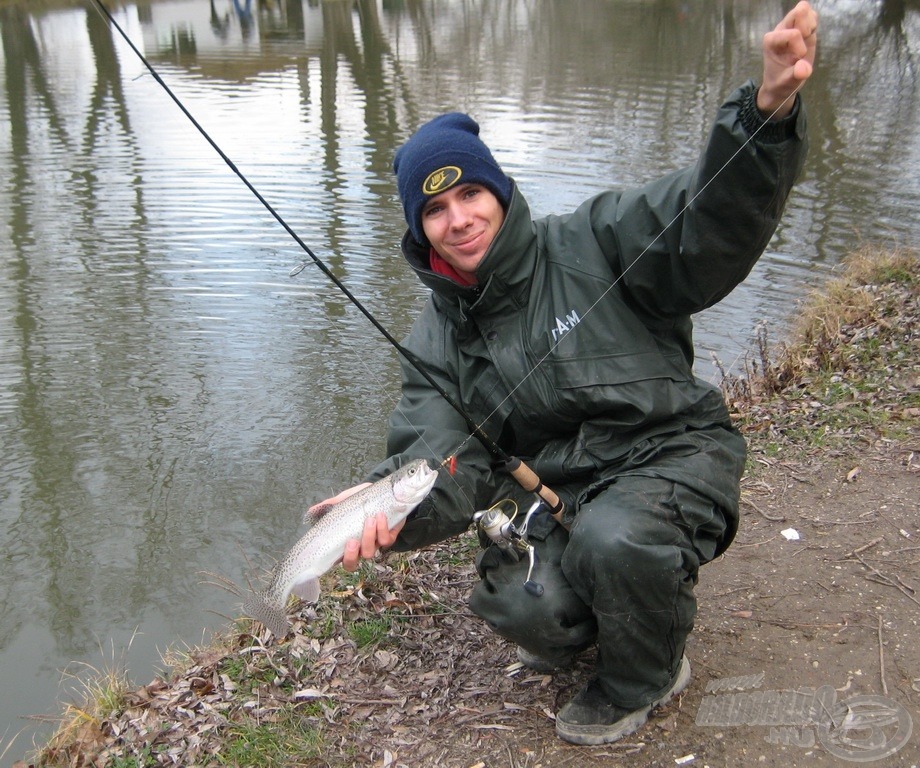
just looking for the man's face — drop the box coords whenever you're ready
[421,183,505,282]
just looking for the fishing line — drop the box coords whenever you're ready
[95,0,803,520]
[377,78,797,507]
[350,350,478,510]
[444,84,805,461]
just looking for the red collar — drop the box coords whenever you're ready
[428,248,478,286]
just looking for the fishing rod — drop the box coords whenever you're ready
[91,0,566,520]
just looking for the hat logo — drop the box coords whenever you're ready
[422,166,462,196]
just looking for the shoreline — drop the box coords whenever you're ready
[16,244,919,768]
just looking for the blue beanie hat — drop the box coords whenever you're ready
[393,113,512,245]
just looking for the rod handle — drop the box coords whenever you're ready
[504,457,568,528]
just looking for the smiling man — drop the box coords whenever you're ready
[421,181,505,284]
[394,113,512,286]
[330,1,819,747]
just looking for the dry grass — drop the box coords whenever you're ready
[780,245,914,375]
[716,245,918,453]
[31,641,137,768]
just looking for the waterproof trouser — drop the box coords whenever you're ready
[469,475,729,709]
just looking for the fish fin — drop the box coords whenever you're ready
[242,592,290,639]
[304,482,373,524]
[291,577,320,604]
[304,503,332,524]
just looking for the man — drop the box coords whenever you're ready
[331,1,818,745]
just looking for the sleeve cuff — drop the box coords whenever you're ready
[739,86,801,143]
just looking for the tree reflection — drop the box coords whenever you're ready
[0,2,157,657]
[1,4,80,653]
[879,0,920,29]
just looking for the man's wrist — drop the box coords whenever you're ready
[741,86,800,143]
[756,85,797,120]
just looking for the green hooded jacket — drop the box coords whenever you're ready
[372,81,808,552]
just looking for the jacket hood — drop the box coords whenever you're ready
[400,181,538,320]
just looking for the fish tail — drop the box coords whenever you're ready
[242,592,290,639]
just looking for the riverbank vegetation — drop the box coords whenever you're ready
[717,244,917,452]
[16,244,919,767]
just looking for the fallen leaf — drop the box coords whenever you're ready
[293,688,330,699]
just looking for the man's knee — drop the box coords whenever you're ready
[560,478,712,599]
[469,525,596,656]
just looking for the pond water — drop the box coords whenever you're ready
[0,0,917,758]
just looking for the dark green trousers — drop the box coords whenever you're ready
[470,475,729,709]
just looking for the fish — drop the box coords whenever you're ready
[243,458,438,638]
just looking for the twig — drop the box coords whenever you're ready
[886,546,920,555]
[741,494,786,522]
[755,618,848,631]
[877,510,909,534]
[557,744,645,763]
[853,554,920,608]
[714,585,756,597]
[841,537,884,559]
[877,614,888,696]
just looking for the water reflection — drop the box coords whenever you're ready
[0,0,917,761]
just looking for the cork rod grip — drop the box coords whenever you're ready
[504,457,567,527]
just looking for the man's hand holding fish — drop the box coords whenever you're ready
[243,459,437,638]
[306,484,408,572]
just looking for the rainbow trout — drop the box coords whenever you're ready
[243,459,438,638]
